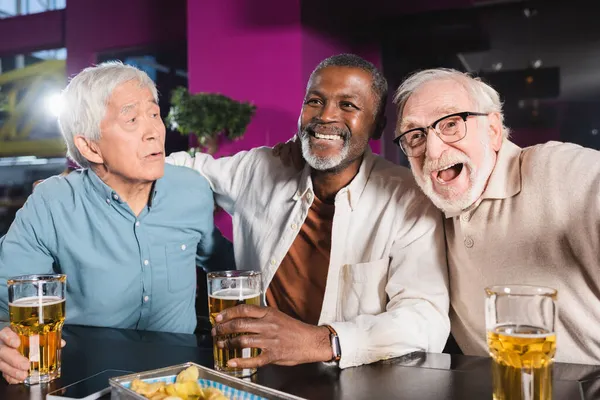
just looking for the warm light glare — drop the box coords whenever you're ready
[46,93,64,117]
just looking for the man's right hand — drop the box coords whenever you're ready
[272,136,305,171]
[0,326,29,384]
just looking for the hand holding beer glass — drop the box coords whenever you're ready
[7,274,66,385]
[207,271,261,378]
[486,285,557,400]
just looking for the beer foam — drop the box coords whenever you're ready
[209,288,259,301]
[9,296,64,307]
[493,324,555,339]
[499,332,556,339]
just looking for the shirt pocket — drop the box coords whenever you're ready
[337,258,389,320]
[165,241,197,293]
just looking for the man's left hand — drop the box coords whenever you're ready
[211,305,333,368]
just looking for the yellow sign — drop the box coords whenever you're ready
[0,60,66,157]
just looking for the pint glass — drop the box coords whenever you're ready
[485,285,557,400]
[207,271,261,377]
[8,274,66,385]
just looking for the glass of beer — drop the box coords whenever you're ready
[485,285,557,400]
[7,274,66,385]
[207,271,261,378]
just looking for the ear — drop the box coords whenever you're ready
[74,135,103,165]
[487,112,503,152]
[371,115,387,140]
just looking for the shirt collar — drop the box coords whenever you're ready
[85,168,160,208]
[292,148,375,211]
[443,139,522,218]
[481,139,522,200]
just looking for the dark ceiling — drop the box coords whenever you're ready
[304,0,600,101]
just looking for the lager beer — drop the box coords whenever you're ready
[7,274,66,385]
[207,270,262,377]
[485,285,557,400]
[9,297,65,382]
[209,288,261,373]
[488,324,556,400]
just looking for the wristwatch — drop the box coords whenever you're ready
[324,325,341,362]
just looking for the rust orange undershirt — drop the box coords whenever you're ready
[265,195,334,325]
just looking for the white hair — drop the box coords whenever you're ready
[58,61,158,168]
[393,68,510,138]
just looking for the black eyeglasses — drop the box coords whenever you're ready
[393,111,489,157]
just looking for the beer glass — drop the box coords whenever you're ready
[485,285,557,400]
[207,271,261,377]
[8,274,66,385]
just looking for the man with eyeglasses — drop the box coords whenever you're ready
[394,68,600,365]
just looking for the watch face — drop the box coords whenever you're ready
[332,335,341,359]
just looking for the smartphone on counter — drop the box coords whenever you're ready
[46,369,132,400]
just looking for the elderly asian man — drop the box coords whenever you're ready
[0,62,233,383]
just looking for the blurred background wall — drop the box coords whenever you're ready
[0,0,598,237]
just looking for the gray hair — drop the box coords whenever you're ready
[58,61,158,168]
[393,68,510,138]
[309,54,388,121]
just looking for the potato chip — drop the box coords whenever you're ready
[130,365,228,400]
[176,366,200,383]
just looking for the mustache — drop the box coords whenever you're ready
[300,122,351,140]
[423,151,471,175]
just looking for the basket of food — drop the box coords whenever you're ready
[109,362,305,400]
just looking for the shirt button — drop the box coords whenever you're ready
[270,259,277,266]
[291,223,298,230]
[112,194,119,201]
[306,192,313,201]
[461,214,470,222]
[135,221,140,227]
[144,260,149,266]
[105,198,111,204]
[181,244,187,251]
[144,296,149,302]
[464,236,474,248]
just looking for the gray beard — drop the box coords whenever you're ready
[300,135,350,171]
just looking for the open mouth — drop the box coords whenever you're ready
[310,131,343,141]
[145,151,163,159]
[434,163,464,184]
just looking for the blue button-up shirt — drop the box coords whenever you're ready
[0,164,234,334]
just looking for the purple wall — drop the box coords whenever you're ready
[65,0,186,76]
[0,10,64,56]
[187,0,304,158]
[187,0,382,239]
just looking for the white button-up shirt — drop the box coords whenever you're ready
[167,148,449,368]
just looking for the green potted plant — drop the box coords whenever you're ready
[166,86,257,154]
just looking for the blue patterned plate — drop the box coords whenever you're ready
[122,374,267,400]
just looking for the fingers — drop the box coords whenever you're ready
[272,143,284,156]
[0,327,20,348]
[0,327,28,384]
[217,334,271,350]
[0,345,29,371]
[291,140,304,170]
[216,304,267,323]
[227,352,271,369]
[212,317,272,337]
[0,360,28,383]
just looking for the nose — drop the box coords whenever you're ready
[143,115,165,141]
[318,102,340,123]
[425,127,450,159]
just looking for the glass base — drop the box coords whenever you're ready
[214,364,257,378]
[24,369,60,385]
